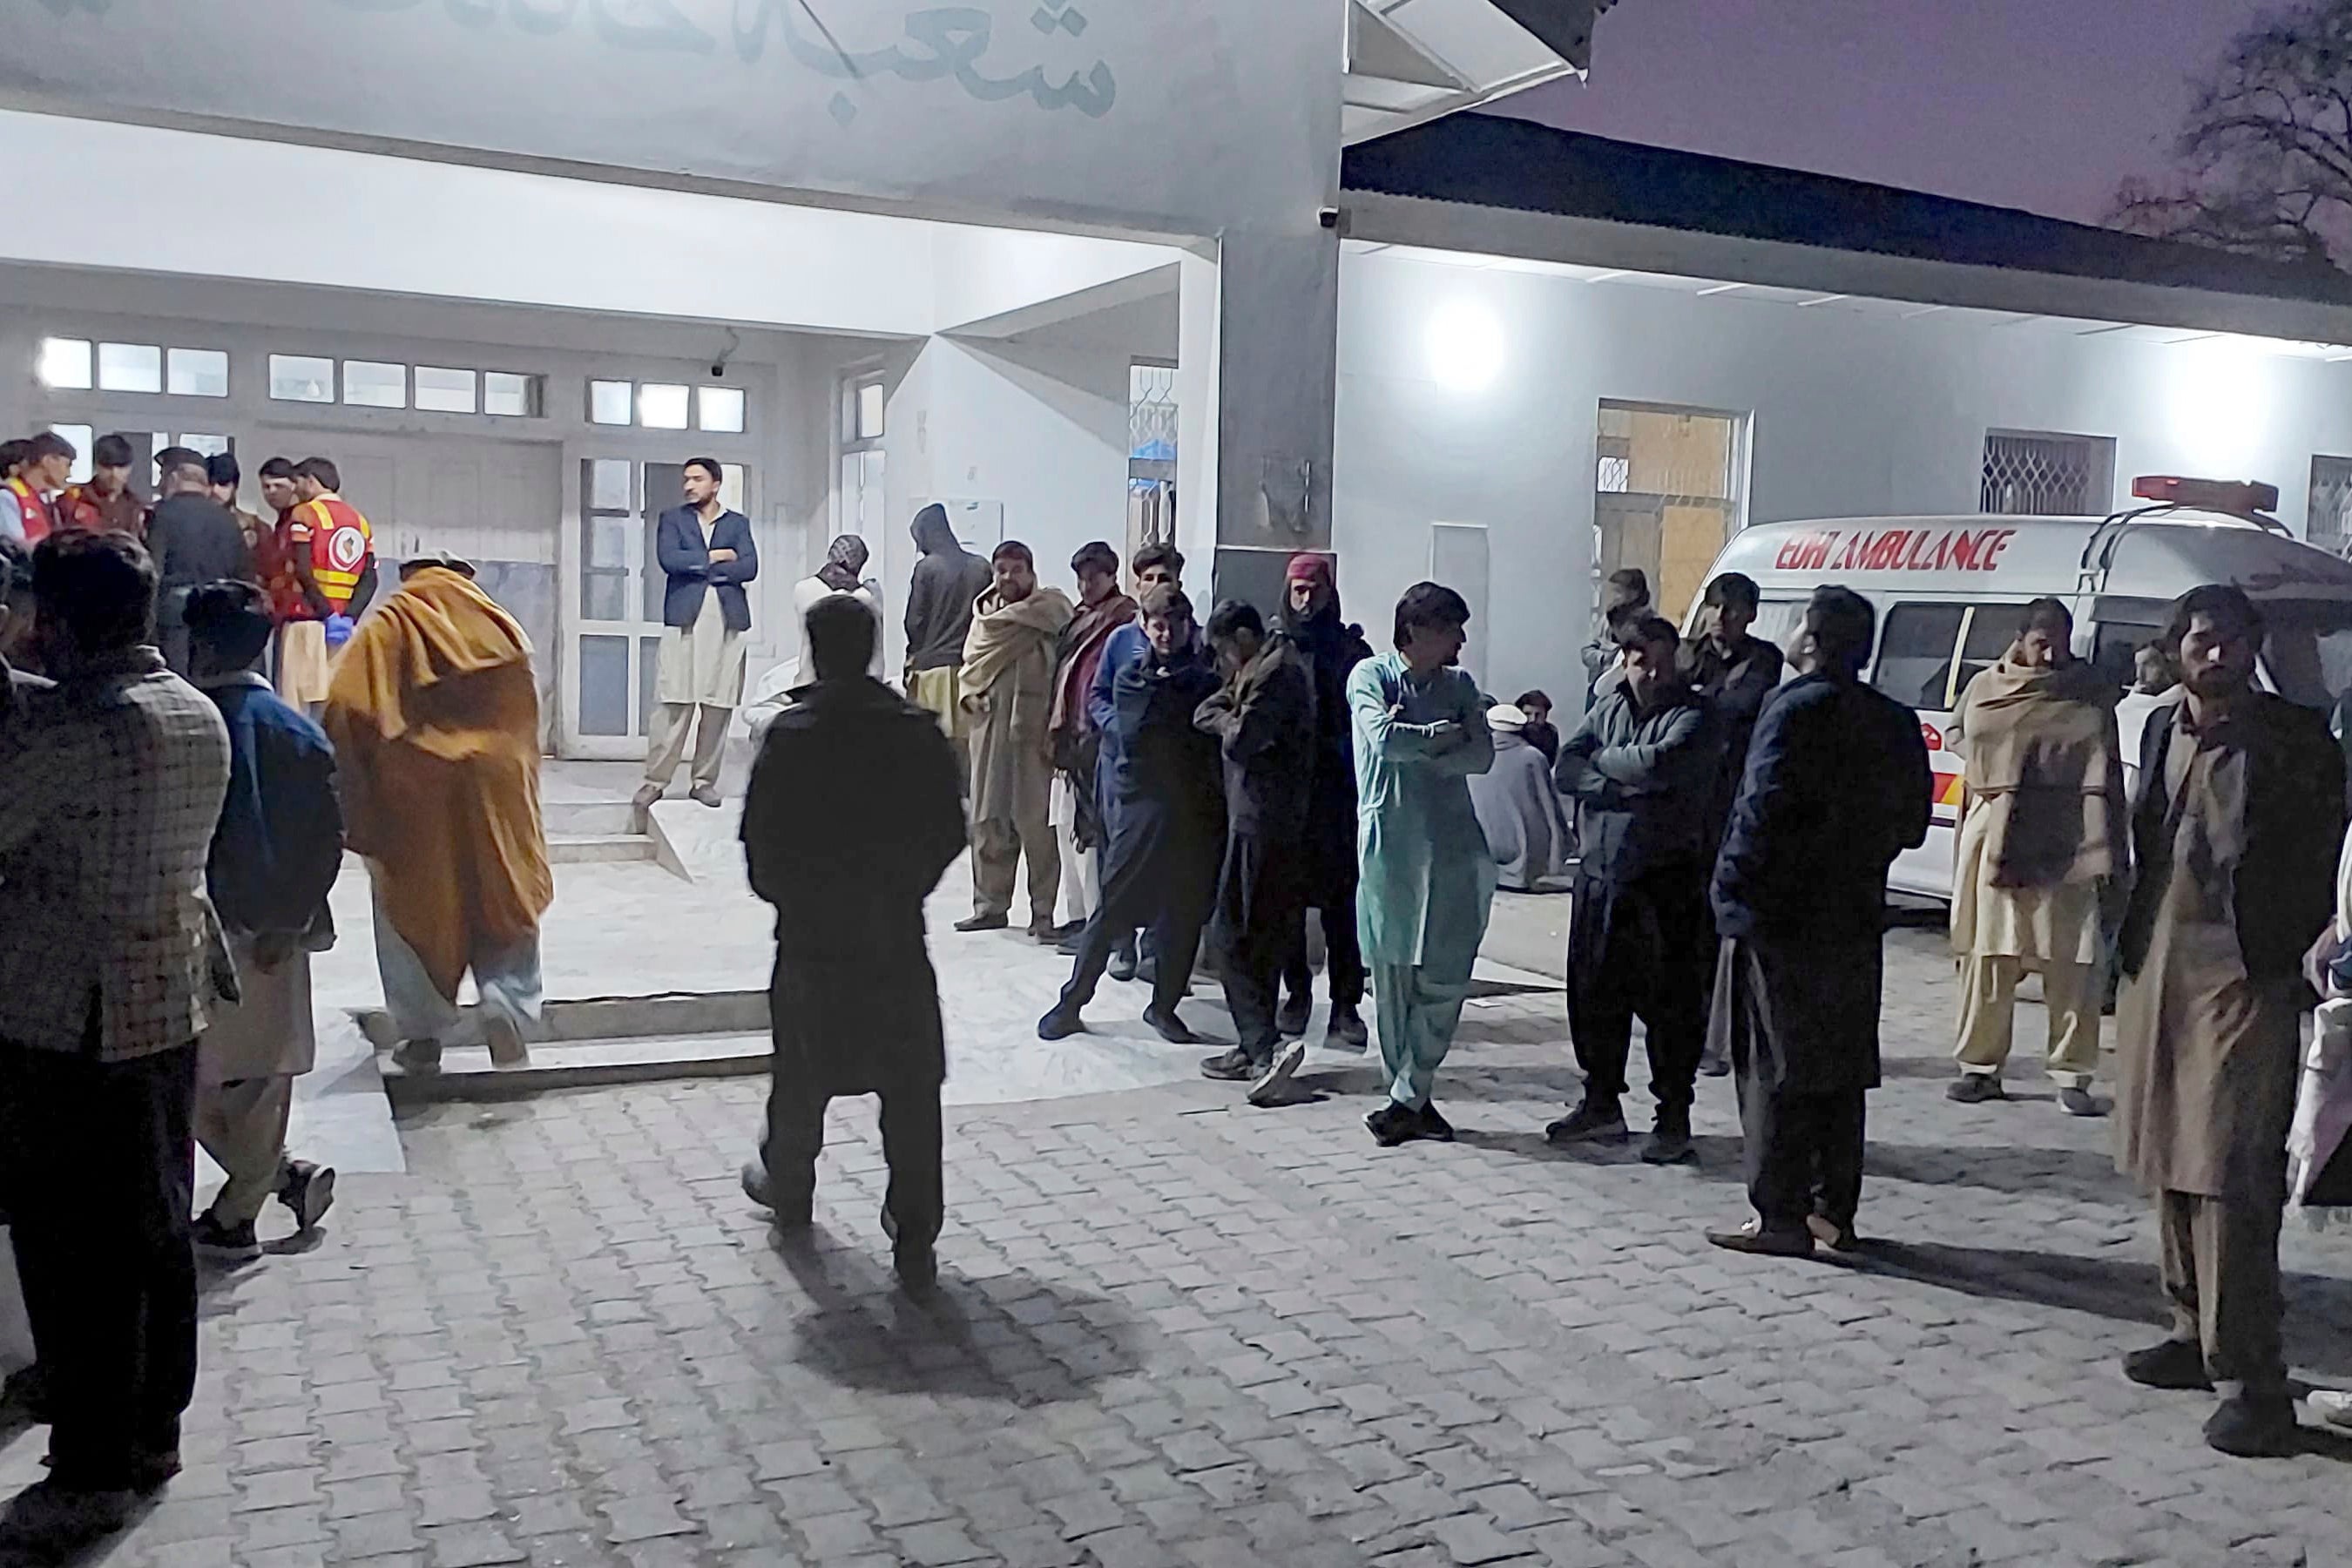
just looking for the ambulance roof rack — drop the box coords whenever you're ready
[2076,476,2288,596]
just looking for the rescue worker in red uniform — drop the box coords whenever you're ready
[273,456,376,712]
[0,432,73,545]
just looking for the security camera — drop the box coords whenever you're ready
[710,362,728,379]
[1318,206,1341,231]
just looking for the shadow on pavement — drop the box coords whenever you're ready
[1866,1142,2122,1202]
[1857,1239,2352,1380]
[769,1227,1142,1402]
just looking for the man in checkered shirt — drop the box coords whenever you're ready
[0,530,233,1548]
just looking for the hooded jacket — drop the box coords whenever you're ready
[903,504,994,674]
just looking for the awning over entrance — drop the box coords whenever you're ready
[1344,1,1619,145]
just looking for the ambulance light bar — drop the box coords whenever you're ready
[2131,476,2281,515]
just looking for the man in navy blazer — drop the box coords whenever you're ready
[638,458,759,809]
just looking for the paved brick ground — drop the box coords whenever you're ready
[19,923,2352,1567]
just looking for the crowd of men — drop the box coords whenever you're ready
[2,432,381,707]
[0,423,561,1550]
[3,433,2349,1560]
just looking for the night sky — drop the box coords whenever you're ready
[1501,0,2273,226]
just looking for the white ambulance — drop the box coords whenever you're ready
[1692,477,2352,902]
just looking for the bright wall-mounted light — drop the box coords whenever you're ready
[2165,335,2271,476]
[1426,300,1504,393]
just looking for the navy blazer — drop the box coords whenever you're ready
[657,505,759,632]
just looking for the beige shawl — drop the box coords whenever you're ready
[960,585,1072,694]
[1957,655,2126,888]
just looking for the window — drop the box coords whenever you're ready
[269,355,335,402]
[1954,603,2027,698]
[484,372,542,418]
[589,380,632,425]
[415,366,477,414]
[841,370,888,544]
[2310,456,2352,555]
[580,459,634,624]
[639,382,689,430]
[47,424,94,484]
[1870,604,1965,711]
[166,348,228,397]
[698,385,745,434]
[37,337,92,390]
[98,342,163,394]
[1128,362,1176,559]
[343,360,407,409]
[857,381,885,442]
[1981,429,2115,515]
[1592,400,1748,626]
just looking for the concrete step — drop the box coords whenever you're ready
[382,1031,770,1104]
[542,799,639,835]
[356,988,767,1049]
[548,832,657,864]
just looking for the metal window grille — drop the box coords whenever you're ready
[2310,456,2352,555]
[1981,431,2112,515]
[1129,363,1178,469]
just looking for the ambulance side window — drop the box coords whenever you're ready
[1870,604,1966,712]
[1954,605,2021,698]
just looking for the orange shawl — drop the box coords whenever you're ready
[322,569,553,1000]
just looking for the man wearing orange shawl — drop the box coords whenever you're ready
[322,556,553,1073]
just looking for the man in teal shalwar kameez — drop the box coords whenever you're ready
[1349,582,1496,1146]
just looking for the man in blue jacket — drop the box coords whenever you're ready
[1707,586,1930,1258]
[639,458,758,810]
[182,583,343,1262]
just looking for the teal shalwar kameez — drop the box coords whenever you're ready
[1348,652,1497,1111]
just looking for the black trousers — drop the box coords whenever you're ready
[760,1065,944,1249]
[1739,1077,1866,1235]
[1218,832,1309,1061]
[1281,898,1366,1011]
[0,1038,199,1490]
[1060,819,1217,1020]
[1565,867,1710,1117]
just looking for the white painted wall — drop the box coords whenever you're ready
[1335,250,2352,712]
[0,112,1182,341]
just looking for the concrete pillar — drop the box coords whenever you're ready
[1175,226,1342,606]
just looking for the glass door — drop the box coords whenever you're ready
[562,457,749,759]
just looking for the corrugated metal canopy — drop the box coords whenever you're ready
[1343,0,1613,145]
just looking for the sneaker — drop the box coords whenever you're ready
[1109,945,1139,983]
[1545,1098,1628,1146]
[1705,1218,1815,1258]
[631,782,664,811]
[1199,1048,1257,1082]
[2203,1393,2299,1457]
[1806,1213,1863,1254]
[483,1015,530,1071]
[191,1212,262,1265]
[894,1239,939,1294]
[1247,1041,1310,1107]
[1365,1102,1425,1147]
[1141,1005,1199,1045]
[277,1160,336,1233]
[1276,997,1313,1040]
[1325,1004,1369,1053]
[1416,1103,1456,1142]
[1946,1073,2005,1104]
[2121,1338,2212,1390]
[954,912,1009,933]
[689,784,723,808]
[2309,1389,2352,1429]
[1037,1004,1085,1042]
[2057,1085,2106,1118]
[740,1161,813,1229]
[1639,1117,1695,1166]
[390,1037,443,1076]
[0,1478,139,1549]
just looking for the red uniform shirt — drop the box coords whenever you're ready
[285,494,373,614]
[57,482,148,538]
[4,477,55,544]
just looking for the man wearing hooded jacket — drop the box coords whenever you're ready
[1274,554,1373,1050]
[903,504,993,777]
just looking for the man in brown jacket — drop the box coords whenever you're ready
[955,542,1071,938]
[1193,599,1317,1103]
[2114,585,2343,1457]
[1947,598,2127,1117]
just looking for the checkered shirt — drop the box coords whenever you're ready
[0,647,234,1060]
